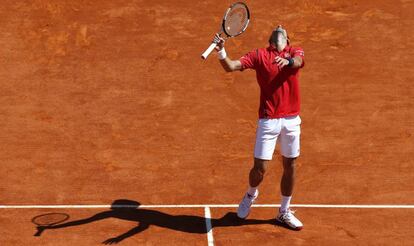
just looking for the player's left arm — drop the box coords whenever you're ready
[290,56,303,68]
[274,48,305,69]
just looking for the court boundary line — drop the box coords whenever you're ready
[0,204,413,209]
[204,206,214,246]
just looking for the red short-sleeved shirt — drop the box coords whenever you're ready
[240,45,305,119]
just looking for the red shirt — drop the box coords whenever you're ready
[240,45,305,119]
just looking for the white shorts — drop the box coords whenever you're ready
[254,116,301,160]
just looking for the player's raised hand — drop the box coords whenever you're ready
[213,33,225,51]
[34,226,49,236]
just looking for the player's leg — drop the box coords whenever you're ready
[249,157,269,188]
[237,119,280,219]
[251,118,281,186]
[280,156,296,213]
[237,158,267,219]
[281,156,296,197]
[277,116,303,230]
[279,115,301,206]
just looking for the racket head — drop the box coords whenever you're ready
[221,2,250,37]
[32,213,70,226]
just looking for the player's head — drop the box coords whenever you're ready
[110,199,141,210]
[269,25,290,50]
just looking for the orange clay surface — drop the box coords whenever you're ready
[0,0,413,245]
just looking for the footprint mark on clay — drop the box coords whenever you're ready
[46,31,70,56]
[160,91,173,107]
[325,10,354,21]
[310,28,345,42]
[76,25,91,47]
[362,9,397,21]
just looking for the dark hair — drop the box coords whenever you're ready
[110,199,141,210]
[268,28,290,45]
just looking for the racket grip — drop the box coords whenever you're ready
[201,42,217,59]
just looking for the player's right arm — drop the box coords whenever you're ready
[219,56,242,72]
[213,33,242,72]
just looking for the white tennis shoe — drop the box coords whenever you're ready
[237,190,259,219]
[276,209,303,230]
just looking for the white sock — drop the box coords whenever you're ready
[247,186,258,196]
[280,195,292,213]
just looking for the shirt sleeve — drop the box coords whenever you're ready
[239,49,259,71]
[291,47,305,68]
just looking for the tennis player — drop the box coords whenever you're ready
[213,25,305,230]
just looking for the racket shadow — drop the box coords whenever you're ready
[32,212,70,237]
[31,199,278,244]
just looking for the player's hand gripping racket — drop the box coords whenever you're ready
[32,213,69,236]
[201,2,250,59]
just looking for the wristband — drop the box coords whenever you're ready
[217,48,227,60]
[287,57,294,67]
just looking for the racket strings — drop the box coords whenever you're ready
[223,4,249,37]
[32,213,69,226]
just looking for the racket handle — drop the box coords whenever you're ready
[201,42,217,60]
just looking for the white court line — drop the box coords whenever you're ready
[204,206,214,246]
[0,204,414,209]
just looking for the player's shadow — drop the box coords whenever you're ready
[33,199,278,244]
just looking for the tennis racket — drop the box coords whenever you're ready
[201,2,250,60]
[32,213,69,236]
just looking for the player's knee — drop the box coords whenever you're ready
[283,157,296,170]
[253,158,267,175]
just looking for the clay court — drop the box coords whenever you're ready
[1,0,413,245]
